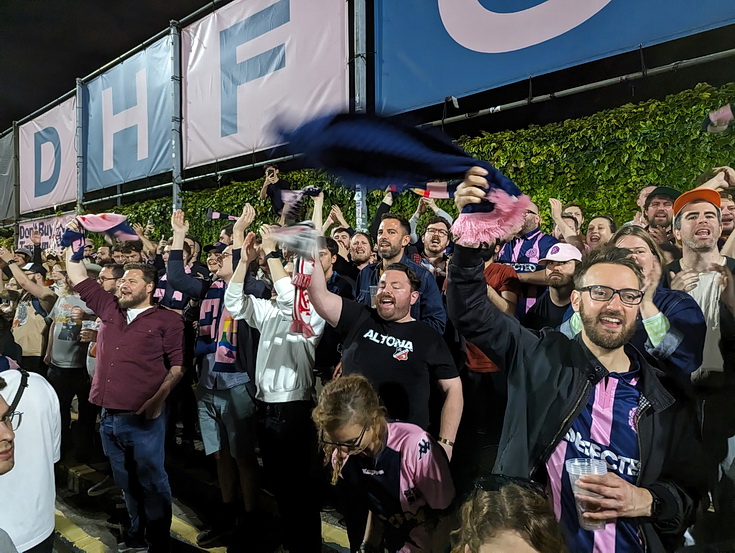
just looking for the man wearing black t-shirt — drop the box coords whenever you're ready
[523,243,581,331]
[308,261,462,460]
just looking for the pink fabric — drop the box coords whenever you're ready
[451,190,532,245]
[547,439,568,520]
[76,213,138,241]
[590,378,618,446]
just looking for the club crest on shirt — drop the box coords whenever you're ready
[417,438,431,459]
[628,407,639,431]
[393,347,410,361]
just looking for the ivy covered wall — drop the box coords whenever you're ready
[109,81,735,245]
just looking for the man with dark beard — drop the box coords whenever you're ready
[448,168,705,553]
[354,213,446,333]
[65,241,185,553]
[523,243,581,330]
[644,186,679,246]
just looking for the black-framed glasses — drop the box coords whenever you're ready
[319,422,369,451]
[474,474,547,498]
[1,411,22,431]
[1,370,28,433]
[578,285,644,306]
[425,228,449,237]
[97,276,119,283]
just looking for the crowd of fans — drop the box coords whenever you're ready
[0,161,734,553]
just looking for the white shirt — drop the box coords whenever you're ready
[224,277,324,403]
[126,305,154,324]
[0,370,61,551]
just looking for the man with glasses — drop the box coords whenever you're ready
[420,216,452,289]
[448,171,705,553]
[0,368,61,553]
[354,213,446,333]
[496,201,558,317]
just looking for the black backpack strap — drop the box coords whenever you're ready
[7,369,29,414]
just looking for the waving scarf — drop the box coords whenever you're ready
[279,112,532,244]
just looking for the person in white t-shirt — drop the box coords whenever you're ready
[0,368,61,553]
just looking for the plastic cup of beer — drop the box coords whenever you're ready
[565,458,607,531]
[369,285,379,309]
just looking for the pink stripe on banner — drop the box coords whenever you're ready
[425,181,451,198]
[590,378,618,446]
[546,441,568,520]
[593,523,617,553]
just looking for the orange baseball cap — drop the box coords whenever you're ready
[673,188,721,215]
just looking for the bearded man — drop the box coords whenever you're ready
[447,167,706,553]
[65,240,185,553]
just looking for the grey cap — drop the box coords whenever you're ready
[14,247,32,258]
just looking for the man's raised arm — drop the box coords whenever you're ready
[307,249,343,328]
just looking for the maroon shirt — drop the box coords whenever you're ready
[75,278,185,411]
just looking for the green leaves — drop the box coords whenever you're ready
[101,81,735,238]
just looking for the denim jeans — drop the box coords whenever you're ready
[100,410,172,552]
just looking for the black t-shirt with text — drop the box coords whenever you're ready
[335,300,458,429]
[523,290,572,331]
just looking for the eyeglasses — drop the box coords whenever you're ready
[97,276,119,283]
[1,411,22,431]
[425,228,449,237]
[474,474,547,498]
[319,422,369,451]
[578,285,644,305]
[525,210,538,216]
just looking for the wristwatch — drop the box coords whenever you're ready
[265,251,282,261]
[649,489,663,519]
[5,259,14,265]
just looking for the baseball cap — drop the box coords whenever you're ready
[538,243,582,264]
[644,187,681,210]
[203,242,227,254]
[673,188,722,216]
[22,264,47,278]
[13,247,32,258]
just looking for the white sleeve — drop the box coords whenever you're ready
[436,208,454,224]
[273,277,296,316]
[224,281,266,330]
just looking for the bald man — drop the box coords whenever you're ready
[496,201,559,317]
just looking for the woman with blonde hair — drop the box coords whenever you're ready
[313,374,454,553]
[452,478,567,553]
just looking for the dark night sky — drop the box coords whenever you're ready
[0,0,213,132]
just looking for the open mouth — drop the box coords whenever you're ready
[599,315,623,329]
[694,229,711,237]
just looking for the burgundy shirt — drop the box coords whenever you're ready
[75,278,185,411]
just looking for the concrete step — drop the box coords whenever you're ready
[53,454,349,553]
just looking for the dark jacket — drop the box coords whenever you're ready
[447,245,706,553]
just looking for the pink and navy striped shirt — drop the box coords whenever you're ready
[546,367,644,553]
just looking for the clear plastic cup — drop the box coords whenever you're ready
[369,285,379,309]
[565,458,608,531]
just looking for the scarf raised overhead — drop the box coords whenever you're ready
[279,112,531,244]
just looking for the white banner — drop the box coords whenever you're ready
[182,0,349,168]
[17,212,77,252]
[18,96,77,214]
